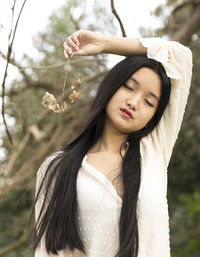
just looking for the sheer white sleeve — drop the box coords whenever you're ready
[138,37,193,168]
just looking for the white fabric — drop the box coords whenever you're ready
[35,37,193,257]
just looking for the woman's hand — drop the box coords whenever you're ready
[63,30,105,58]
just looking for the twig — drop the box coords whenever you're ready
[1,0,27,146]
[8,0,16,41]
[0,51,29,82]
[148,10,152,37]
[110,0,127,37]
[0,51,107,70]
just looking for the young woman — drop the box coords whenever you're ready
[33,30,193,257]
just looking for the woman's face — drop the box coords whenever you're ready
[105,67,161,134]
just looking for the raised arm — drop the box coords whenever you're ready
[63,29,147,58]
[138,37,193,167]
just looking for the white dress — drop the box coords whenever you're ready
[35,37,193,257]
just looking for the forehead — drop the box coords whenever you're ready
[128,67,161,97]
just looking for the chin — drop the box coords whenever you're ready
[117,126,136,135]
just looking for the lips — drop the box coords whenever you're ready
[120,108,133,119]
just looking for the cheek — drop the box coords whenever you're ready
[105,100,114,118]
[140,108,157,125]
[106,91,125,111]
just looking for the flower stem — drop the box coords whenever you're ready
[61,57,70,102]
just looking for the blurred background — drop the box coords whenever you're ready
[0,0,199,256]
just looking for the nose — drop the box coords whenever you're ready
[126,95,140,111]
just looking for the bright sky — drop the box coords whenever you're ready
[0,0,165,68]
[0,0,166,159]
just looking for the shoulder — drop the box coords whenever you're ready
[37,151,64,180]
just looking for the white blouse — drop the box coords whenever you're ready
[35,37,193,257]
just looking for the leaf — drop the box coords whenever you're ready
[68,90,79,103]
[71,78,81,90]
[41,91,57,107]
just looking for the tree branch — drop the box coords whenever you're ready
[172,0,200,14]
[28,125,47,141]
[0,72,104,198]
[1,0,27,146]
[0,81,56,98]
[1,109,50,179]
[0,117,65,200]
[0,51,107,71]
[5,133,31,177]
[173,2,200,45]
[1,70,107,98]
[81,70,108,84]
[0,66,106,193]
[0,51,30,83]
[110,0,127,37]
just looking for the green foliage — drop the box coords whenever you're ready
[170,191,200,257]
[0,189,33,257]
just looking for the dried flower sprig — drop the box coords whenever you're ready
[41,57,81,113]
[42,92,67,112]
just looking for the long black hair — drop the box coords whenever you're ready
[32,55,171,257]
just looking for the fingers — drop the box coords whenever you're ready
[71,34,79,46]
[64,49,69,59]
[63,33,80,58]
[63,42,73,58]
[67,37,79,51]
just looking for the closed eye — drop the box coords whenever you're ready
[123,83,134,91]
[123,84,154,107]
[145,99,154,107]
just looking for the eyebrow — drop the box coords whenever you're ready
[130,77,160,102]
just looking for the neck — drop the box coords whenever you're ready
[89,117,128,155]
